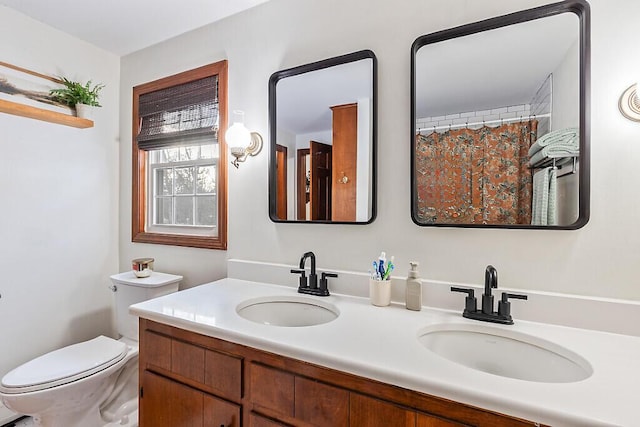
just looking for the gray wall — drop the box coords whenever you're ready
[0,5,120,387]
[120,0,640,301]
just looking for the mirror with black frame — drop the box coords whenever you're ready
[411,0,590,229]
[269,50,377,224]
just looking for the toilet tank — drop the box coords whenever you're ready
[110,271,182,341]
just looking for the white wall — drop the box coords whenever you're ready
[356,97,372,221]
[552,39,580,131]
[120,0,640,301]
[0,4,120,389]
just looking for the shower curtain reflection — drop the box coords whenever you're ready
[415,121,537,225]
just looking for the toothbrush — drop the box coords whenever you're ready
[372,261,380,280]
[382,263,394,280]
[377,252,386,279]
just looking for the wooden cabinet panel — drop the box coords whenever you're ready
[416,412,468,427]
[140,320,546,427]
[172,379,206,427]
[143,330,171,371]
[141,371,204,426]
[294,376,348,426]
[250,363,294,417]
[143,370,241,427]
[350,393,416,427]
[140,370,173,426]
[249,412,291,427]
[172,339,205,383]
[205,348,243,400]
[203,393,241,427]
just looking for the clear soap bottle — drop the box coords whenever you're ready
[405,262,422,311]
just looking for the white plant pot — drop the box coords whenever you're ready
[75,103,97,120]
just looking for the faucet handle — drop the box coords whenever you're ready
[450,287,477,313]
[498,292,528,318]
[291,269,307,289]
[318,272,337,296]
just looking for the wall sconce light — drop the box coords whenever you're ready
[225,110,263,168]
[619,82,640,122]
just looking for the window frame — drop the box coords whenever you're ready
[132,61,228,250]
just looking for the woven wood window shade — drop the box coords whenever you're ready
[137,75,218,150]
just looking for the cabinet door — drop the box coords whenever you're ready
[142,371,241,427]
[416,412,468,427]
[204,394,241,427]
[140,371,173,426]
[350,393,416,427]
[141,371,203,426]
[249,412,291,427]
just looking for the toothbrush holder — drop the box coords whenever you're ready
[369,278,391,307]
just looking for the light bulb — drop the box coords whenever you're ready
[225,122,251,149]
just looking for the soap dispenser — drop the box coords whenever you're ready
[405,262,422,311]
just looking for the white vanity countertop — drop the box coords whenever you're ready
[130,279,639,426]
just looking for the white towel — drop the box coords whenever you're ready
[547,168,558,226]
[528,127,579,156]
[528,147,578,168]
[532,167,550,226]
[532,167,558,226]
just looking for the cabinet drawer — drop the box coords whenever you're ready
[143,331,171,371]
[250,363,294,417]
[294,376,348,426]
[145,331,243,401]
[172,339,205,383]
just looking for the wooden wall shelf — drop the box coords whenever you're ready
[0,99,93,129]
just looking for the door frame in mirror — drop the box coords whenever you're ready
[410,0,590,230]
[268,49,378,224]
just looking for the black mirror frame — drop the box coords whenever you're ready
[268,49,378,224]
[410,0,590,230]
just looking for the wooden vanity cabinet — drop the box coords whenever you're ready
[139,319,548,427]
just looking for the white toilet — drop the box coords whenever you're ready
[0,271,182,427]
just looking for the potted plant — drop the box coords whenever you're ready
[49,77,104,119]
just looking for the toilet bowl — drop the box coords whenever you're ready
[0,271,182,427]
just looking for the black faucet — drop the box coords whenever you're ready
[482,265,498,315]
[451,265,527,325]
[290,251,336,297]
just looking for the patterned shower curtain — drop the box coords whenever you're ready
[414,121,537,225]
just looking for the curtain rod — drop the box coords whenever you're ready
[417,113,551,133]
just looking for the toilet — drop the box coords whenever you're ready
[0,271,182,427]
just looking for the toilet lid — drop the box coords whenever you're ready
[1,336,127,393]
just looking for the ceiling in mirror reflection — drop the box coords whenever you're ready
[415,13,578,118]
[277,60,373,135]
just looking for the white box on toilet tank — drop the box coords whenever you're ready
[110,271,182,341]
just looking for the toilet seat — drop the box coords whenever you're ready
[0,336,128,394]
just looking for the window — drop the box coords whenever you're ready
[132,61,227,249]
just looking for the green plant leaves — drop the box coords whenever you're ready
[49,77,105,107]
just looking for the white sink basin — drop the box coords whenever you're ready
[418,324,592,383]
[236,296,339,327]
